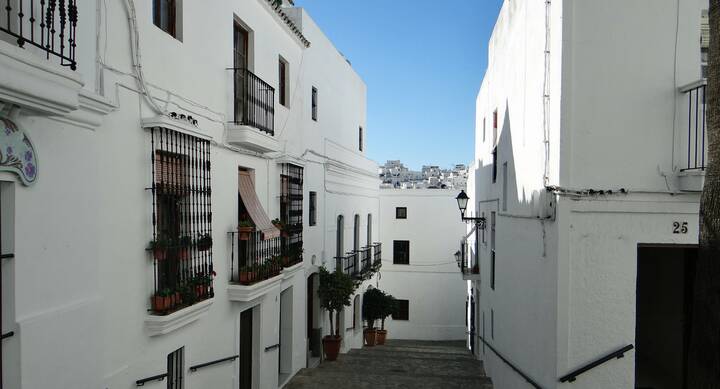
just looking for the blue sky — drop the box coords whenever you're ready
[294,0,504,171]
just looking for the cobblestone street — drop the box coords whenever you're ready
[286,340,493,389]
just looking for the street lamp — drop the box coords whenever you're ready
[455,190,486,229]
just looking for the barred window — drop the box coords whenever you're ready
[281,164,304,265]
[149,127,213,315]
[309,191,317,226]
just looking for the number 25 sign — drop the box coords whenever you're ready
[673,221,689,234]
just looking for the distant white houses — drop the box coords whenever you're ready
[463,1,708,388]
[379,160,468,190]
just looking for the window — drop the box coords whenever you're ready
[393,240,409,265]
[280,164,304,264]
[482,118,486,142]
[490,212,496,290]
[150,128,212,314]
[492,147,498,184]
[359,127,364,151]
[279,57,288,107]
[167,347,184,389]
[393,299,409,321]
[491,310,494,339]
[367,214,372,246]
[336,215,344,258]
[311,87,318,121]
[395,207,407,219]
[309,191,317,226]
[153,0,180,39]
[492,109,498,145]
[502,162,508,211]
[353,214,360,252]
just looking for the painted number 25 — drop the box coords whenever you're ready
[673,221,689,234]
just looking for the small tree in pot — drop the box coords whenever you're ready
[318,267,356,361]
[361,287,385,346]
[376,294,398,345]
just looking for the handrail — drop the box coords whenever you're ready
[474,333,544,389]
[558,344,634,383]
[265,343,280,352]
[1,331,14,340]
[135,373,167,386]
[189,355,239,372]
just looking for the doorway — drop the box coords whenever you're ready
[239,308,253,389]
[279,287,293,383]
[636,245,697,389]
[307,273,321,366]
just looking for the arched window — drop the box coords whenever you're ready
[367,214,372,246]
[353,214,360,252]
[336,215,344,258]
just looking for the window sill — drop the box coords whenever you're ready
[227,276,282,302]
[144,298,214,337]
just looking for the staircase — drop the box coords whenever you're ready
[286,339,493,389]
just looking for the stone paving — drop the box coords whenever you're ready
[285,339,493,389]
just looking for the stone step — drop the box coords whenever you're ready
[287,369,493,389]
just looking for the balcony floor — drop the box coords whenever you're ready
[286,340,493,388]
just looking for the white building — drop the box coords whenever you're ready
[465,1,708,388]
[378,189,467,340]
[0,0,379,388]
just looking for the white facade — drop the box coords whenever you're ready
[378,189,466,340]
[0,1,379,388]
[468,1,708,388]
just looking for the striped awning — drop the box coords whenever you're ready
[238,170,280,239]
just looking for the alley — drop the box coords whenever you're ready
[286,340,493,389]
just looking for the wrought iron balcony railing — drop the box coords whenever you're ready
[359,247,372,273]
[0,0,78,69]
[681,80,707,171]
[372,242,382,266]
[229,229,283,286]
[233,68,275,135]
[336,251,359,278]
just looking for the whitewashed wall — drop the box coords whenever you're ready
[377,189,467,341]
[0,1,378,388]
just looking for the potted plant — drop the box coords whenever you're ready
[178,235,193,260]
[272,218,289,237]
[238,220,254,241]
[148,236,170,261]
[239,265,256,284]
[376,294,398,345]
[180,284,196,306]
[151,288,173,312]
[362,287,385,347]
[196,233,212,251]
[318,267,356,361]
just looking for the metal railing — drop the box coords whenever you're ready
[229,230,282,286]
[359,247,372,273]
[372,242,382,265]
[681,80,707,171]
[457,241,478,275]
[336,251,358,278]
[0,0,78,69]
[233,68,275,135]
[558,344,634,383]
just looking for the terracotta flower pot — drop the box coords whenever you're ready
[322,336,342,361]
[239,271,256,284]
[376,329,387,345]
[364,328,377,347]
[153,248,168,261]
[238,226,254,241]
[151,295,171,312]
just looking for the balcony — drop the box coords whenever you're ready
[372,242,382,269]
[677,80,707,192]
[359,246,372,273]
[336,251,359,279]
[226,68,279,153]
[457,242,480,281]
[0,0,87,116]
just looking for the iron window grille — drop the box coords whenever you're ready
[0,0,79,69]
[281,164,303,266]
[395,207,407,219]
[311,87,318,121]
[393,240,409,265]
[167,347,184,389]
[149,127,213,315]
[308,191,317,226]
[393,299,409,321]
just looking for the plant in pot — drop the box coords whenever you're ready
[376,294,398,345]
[362,287,385,347]
[238,220,255,241]
[238,264,256,285]
[151,288,173,313]
[178,235,193,260]
[196,233,212,251]
[318,267,356,361]
[148,236,170,261]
